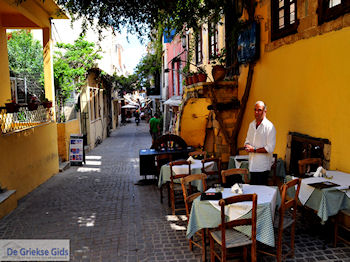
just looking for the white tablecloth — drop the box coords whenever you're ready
[207,185,277,221]
[172,159,214,174]
[299,170,350,205]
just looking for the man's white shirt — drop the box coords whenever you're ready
[244,117,276,172]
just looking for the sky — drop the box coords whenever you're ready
[31,19,146,75]
[117,29,146,73]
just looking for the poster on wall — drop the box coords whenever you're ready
[69,134,84,166]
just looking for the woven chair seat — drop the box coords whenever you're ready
[210,229,252,248]
[274,213,295,229]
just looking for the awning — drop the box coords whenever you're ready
[121,104,138,109]
[163,96,182,107]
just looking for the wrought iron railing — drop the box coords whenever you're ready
[0,105,54,135]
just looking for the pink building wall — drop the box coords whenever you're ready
[165,35,187,98]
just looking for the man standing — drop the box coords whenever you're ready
[149,113,160,143]
[244,101,276,185]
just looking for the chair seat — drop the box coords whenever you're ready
[210,229,252,248]
[274,213,295,229]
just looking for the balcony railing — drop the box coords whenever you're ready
[0,105,54,135]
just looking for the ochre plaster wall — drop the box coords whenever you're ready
[0,123,59,199]
[57,119,81,162]
[237,23,350,173]
[0,25,11,104]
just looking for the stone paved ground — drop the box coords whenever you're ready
[0,120,349,262]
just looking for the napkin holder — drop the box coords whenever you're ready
[187,156,196,164]
[313,166,330,178]
[231,183,243,194]
[201,192,222,201]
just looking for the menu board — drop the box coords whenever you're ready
[69,134,84,165]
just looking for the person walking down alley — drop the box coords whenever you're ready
[149,113,160,143]
[244,101,276,185]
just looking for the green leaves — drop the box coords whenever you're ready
[7,30,44,95]
[53,35,102,103]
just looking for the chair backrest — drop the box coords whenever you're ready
[278,178,301,229]
[201,157,221,177]
[271,153,278,185]
[181,173,207,219]
[298,158,322,176]
[156,153,172,172]
[188,150,207,160]
[221,168,249,185]
[169,160,191,181]
[219,194,257,250]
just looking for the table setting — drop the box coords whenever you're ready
[296,170,350,222]
[187,184,279,247]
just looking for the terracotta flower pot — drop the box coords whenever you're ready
[28,102,39,111]
[193,73,199,84]
[188,76,194,85]
[42,101,52,108]
[197,73,207,83]
[212,65,226,82]
[5,103,20,113]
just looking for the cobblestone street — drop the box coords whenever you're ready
[0,120,349,261]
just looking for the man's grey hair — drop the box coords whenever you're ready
[255,101,267,111]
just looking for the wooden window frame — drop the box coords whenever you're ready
[317,0,350,24]
[271,0,299,41]
[90,88,95,121]
[195,29,203,65]
[208,21,218,60]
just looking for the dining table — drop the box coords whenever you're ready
[228,155,286,180]
[186,184,279,247]
[158,159,216,192]
[297,170,350,223]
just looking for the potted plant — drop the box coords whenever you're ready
[209,48,227,82]
[28,96,40,111]
[41,98,52,109]
[197,66,207,83]
[5,99,20,113]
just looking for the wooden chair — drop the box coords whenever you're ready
[334,209,350,247]
[201,157,221,186]
[298,158,322,177]
[156,153,172,203]
[270,153,278,185]
[169,160,191,215]
[258,178,301,262]
[221,168,249,187]
[209,194,258,262]
[181,173,208,262]
[189,150,207,160]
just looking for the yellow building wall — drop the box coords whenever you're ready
[180,97,211,147]
[0,123,59,199]
[57,119,81,162]
[237,12,350,172]
[0,26,11,104]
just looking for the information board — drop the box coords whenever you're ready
[69,134,84,165]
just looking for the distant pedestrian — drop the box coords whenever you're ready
[149,113,160,143]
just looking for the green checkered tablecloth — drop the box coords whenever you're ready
[186,186,279,247]
[286,171,350,223]
[228,156,286,180]
[158,160,217,192]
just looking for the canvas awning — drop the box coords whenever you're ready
[163,96,182,107]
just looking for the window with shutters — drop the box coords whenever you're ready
[208,22,218,60]
[195,29,203,65]
[271,0,299,41]
[318,0,350,24]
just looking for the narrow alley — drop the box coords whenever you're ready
[0,121,349,262]
[0,121,199,262]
